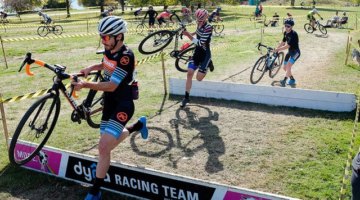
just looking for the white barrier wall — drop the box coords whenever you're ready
[169,78,356,112]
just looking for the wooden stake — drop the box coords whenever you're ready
[0,93,9,151]
[161,51,167,95]
[0,36,8,69]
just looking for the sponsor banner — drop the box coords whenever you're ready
[15,142,62,175]
[15,141,297,200]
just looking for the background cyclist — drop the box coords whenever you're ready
[38,11,52,25]
[71,16,149,200]
[307,8,323,29]
[143,5,158,30]
[181,5,192,24]
[275,19,301,87]
[156,10,171,27]
[208,7,222,22]
[180,9,214,107]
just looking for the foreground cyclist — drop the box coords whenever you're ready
[180,9,214,107]
[275,19,300,87]
[71,16,149,200]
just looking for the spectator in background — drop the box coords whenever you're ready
[326,11,339,27]
[101,8,113,18]
[338,12,348,28]
[0,11,8,20]
[133,7,142,19]
[181,5,192,24]
[143,5,158,29]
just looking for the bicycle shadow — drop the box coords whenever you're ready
[314,33,329,38]
[168,105,224,174]
[271,80,297,88]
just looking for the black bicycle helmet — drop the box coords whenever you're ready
[284,19,295,26]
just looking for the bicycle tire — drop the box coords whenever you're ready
[37,26,49,37]
[53,25,63,35]
[85,73,104,129]
[318,24,327,35]
[213,24,224,34]
[170,14,181,23]
[269,52,284,78]
[138,30,174,55]
[136,24,145,34]
[304,23,314,33]
[250,56,267,84]
[9,93,60,166]
[175,46,195,73]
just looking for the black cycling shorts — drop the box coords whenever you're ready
[100,99,134,139]
[188,48,212,74]
[158,17,166,25]
[149,18,156,26]
[284,50,301,65]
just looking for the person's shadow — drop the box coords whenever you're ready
[169,105,224,174]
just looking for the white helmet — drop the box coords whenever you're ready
[312,8,318,14]
[98,16,127,35]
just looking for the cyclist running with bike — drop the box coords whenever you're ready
[143,5,158,30]
[71,16,149,200]
[208,7,222,23]
[38,11,52,25]
[156,10,171,27]
[180,9,214,107]
[275,19,300,87]
[307,8,323,30]
[181,5,192,24]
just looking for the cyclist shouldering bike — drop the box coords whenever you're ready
[180,9,214,108]
[274,19,300,87]
[71,16,149,200]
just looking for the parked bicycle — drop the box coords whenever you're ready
[250,43,284,84]
[304,20,327,35]
[9,52,104,166]
[210,19,224,35]
[37,24,63,37]
[138,23,195,72]
[136,19,159,34]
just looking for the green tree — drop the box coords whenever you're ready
[4,0,43,11]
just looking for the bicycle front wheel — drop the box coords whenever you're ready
[318,24,327,35]
[138,30,174,55]
[9,93,60,166]
[213,24,224,34]
[304,23,314,33]
[85,73,104,129]
[250,56,267,84]
[269,52,284,78]
[53,25,63,35]
[175,46,195,72]
[136,24,145,34]
[37,26,49,37]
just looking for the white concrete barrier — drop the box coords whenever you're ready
[169,78,356,112]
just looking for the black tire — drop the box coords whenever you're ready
[53,25,63,35]
[136,24,145,34]
[304,23,314,33]
[318,24,327,35]
[138,30,174,55]
[269,52,284,78]
[213,24,224,34]
[250,56,267,84]
[175,46,195,73]
[37,26,49,37]
[9,93,60,166]
[85,73,104,129]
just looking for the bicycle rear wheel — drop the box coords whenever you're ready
[136,24,145,34]
[84,73,104,129]
[304,23,314,33]
[250,56,267,84]
[175,46,195,72]
[138,30,174,55]
[37,26,49,37]
[53,25,63,35]
[213,24,224,34]
[318,24,327,35]
[9,93,60,166]
[269,52,284,78]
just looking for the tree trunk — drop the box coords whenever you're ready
[100,0,104,12]
[291,0,295,6]
[119,0,125,13]
[66,0,71,18]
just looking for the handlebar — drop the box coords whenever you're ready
[257,43,274,51]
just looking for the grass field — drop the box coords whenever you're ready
[1,3,360,200]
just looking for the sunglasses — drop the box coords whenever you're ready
[100,35,113,41]
[285,25,292,28]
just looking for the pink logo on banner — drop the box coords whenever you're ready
[224,191,271,200]
[14,143,62,175]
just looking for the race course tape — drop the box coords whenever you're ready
[2,32,98,42]
[339,98,360,199]
[0,89,49,104]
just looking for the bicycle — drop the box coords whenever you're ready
[138,23,195,72]
[250,13,266,23]
[210,19,224,35]
[136,19,159,34]
[304,20,327,35]
[8,52,104,166]
[250,43,284,84]
[37,24,63,37]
